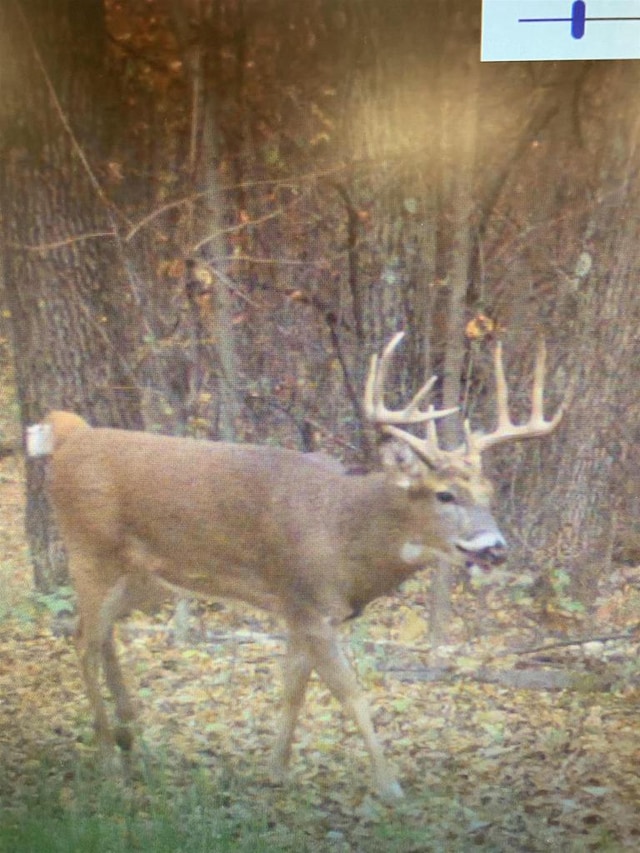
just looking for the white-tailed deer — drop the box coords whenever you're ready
[44,333,565,800]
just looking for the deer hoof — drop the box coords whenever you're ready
[114,725,134,751]
[377,778,404,801]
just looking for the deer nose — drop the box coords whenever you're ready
[454,530,507,555]
[454,532,508,568]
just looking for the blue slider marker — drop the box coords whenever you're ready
[571,0,586,38]
[519,0,640,41]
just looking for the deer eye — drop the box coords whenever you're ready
[436,490,456,504]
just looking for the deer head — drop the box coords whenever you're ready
[363,332,565,569]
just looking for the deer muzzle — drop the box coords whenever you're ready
[453,513,508,567]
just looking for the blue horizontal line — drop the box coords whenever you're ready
[519,17,640,23]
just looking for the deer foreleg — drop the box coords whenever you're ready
[309,623,403,801]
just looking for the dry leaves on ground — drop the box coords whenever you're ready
[1,454,640,849]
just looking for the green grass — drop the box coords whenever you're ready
[0,746,472,853]
[0,750,303,853]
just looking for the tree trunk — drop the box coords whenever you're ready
[0,0,144,590]
[427,2,479,642]
[169,0,241,441]
[438,3,479,450]
[533,63,640,605]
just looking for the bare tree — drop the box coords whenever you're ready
[0,0,144,588]
[523,63,640,603]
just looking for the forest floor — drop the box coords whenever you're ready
[1,443,640,850]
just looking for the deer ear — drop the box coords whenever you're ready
[379,439,431,490]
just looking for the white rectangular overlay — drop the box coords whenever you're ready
[482,0,640,61]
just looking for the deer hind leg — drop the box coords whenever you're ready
[271,634,313,783]
[307,620,403,801]
[73,568,139,750]
[98,576,142,750]
[75,609,112,744]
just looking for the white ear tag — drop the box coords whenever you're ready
[26,423,53,458]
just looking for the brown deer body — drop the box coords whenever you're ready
[44,334,564,800]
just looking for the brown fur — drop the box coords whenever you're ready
[45,410,90,452]
[47,410,505,800]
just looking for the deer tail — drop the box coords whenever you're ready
[45,411,90,452]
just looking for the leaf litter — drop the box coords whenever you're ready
[1,454,640,850]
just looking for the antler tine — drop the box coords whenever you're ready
[364,331,458,426]
[493,340,513,431]
[528,337,568,431]
[471,337,566,453]
[426,406,440,446]
[363,332,402,421]
[530,337,546,423]
[382,423,444,466]
[365,332,404,419]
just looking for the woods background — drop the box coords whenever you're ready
[0,0,639,609]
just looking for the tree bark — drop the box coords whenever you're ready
[532,63,640,604]
[169,0,241,441]
[0,0,144,589]
[438,4,479,451]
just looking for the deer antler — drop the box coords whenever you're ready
[468,338,567,453]
[366,333,567,471]
[364,332,458,465]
